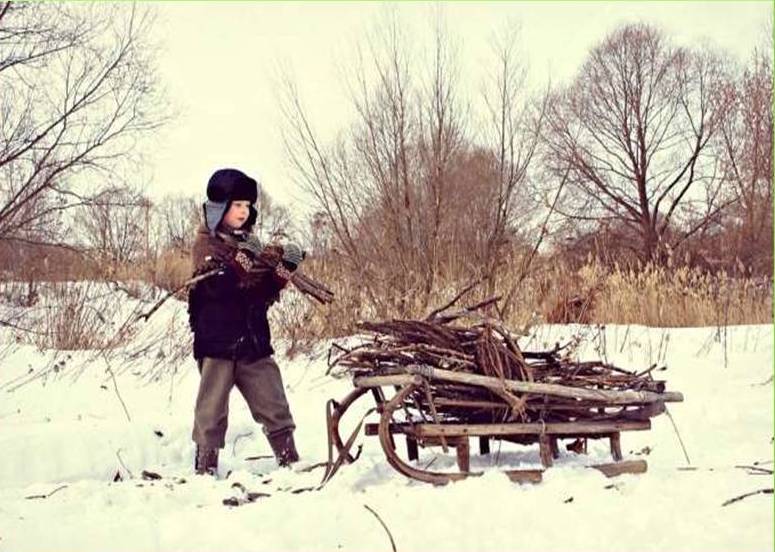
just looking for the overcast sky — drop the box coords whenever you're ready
[146,1,772,214]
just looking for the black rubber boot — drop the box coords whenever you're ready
[266,428,300,467]
[195,446,219,476]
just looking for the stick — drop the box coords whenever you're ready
[232,431,253,457]
[244,455,274,461]
[136,268,220,323]
[319,407,374,488]
[721,488,773,507]
[136,258,333,327]
[665,405,691,465]
[425,276,488,321]
[115,448,134,479]
[296,461,329,473]
[734,465,774,475]
[401,366,683,405]
[363,504,397,552]
[24,485,68,500]
[103,352,131,423]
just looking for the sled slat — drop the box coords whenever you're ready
[402,366,683,405]
[413,420,650,437]
[355,375,422,388]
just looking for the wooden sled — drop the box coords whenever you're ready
[327,367,682,485]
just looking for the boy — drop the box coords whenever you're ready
[187,168,303,476]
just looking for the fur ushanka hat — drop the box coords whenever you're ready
[203,168,259,236]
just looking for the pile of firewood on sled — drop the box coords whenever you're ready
[325,293,684,485]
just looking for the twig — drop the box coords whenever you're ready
[665,405,691,465]
[425,276,487,321]
[296,461,329,473]
[618,325,631,353]
[735,465,774,475]
[500,168,568,318]
[232,431,254,457]
[136,268,220,323]
[115,448,134,479]
[494,439,503,466]
[422,456,438,470]
[721,488,773,507]
[0,318,45,335]
[635,364,659,378]
[363,504,397,552]
[103,352,131,423]
[24,485,68,500]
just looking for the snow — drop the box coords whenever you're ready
[0,289,772,552]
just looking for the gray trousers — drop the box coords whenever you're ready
[192,356,296,449]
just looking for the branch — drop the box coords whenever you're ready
[721,488,773,507]
[363,504,397,552]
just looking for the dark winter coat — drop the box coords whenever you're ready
[188,225,285,361]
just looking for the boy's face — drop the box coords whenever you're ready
[222,200,251,229]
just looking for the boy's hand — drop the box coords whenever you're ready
[275,264,294,282]
[221,249,255,282]
[229,250,255,278]
[281,243,305,269]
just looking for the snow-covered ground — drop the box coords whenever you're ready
[0,290,772,552]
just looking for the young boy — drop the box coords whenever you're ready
[187,168,303,476]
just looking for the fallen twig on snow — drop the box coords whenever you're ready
[24,485,67,500]
[115,448,134,479]
[232,431,253,457]
[102,352,131,422]
[721,488,773,507]
[244,454,273,461]
[364,504,397,552]
[734,464,774,475]
[665,405,691,465]
[296,461,329,473]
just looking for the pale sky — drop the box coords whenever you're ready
[146,1,772,214]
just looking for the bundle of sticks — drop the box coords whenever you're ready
[129,246,334,329]
[241,243,335,305]
[329,296,675,424]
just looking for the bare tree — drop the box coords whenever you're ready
[280,10,468,317]
[716,44,773,274]
[153,195,201,252]
[302,211,332,257]
[479,23,547,296]
[76,187,147,265]
[254,188,293,242]
[543,23,729,262]
[414,8,467,299]
[0,2,168,248]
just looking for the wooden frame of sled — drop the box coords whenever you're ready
[327,366,683,485]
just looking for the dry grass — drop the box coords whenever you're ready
[592,264,772,327]
[503,260,771,327]
[0,280,121,350]
[40,283,113,350]
[100,249,191,294]
[274,257,772,340]
[4,244,769,353]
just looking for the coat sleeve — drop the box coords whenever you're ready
[195,264,241,301]
[187,264,241,334]
[245,269,289,306]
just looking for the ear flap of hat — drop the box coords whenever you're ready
[203,200,229,236]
